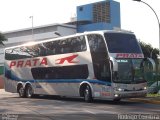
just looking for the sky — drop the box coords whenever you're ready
[0,0,160,48]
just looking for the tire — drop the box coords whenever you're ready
[84,85,92,103]
[18,85,26,98]
[113,98,121,102]
[25,85,33,98]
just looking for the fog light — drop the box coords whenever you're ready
[114,94,119,97]
[114,87,124,91]
[118,88,123,91]
[144,87,147,90]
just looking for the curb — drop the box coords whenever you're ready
[128,98,160,104]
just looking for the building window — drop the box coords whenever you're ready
[93,2,111,23]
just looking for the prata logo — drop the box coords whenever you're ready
[9,58,47,68]
[116,53,144,58]
[55,54,79,64]
[9,54,79,68]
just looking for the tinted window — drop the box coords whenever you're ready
[31,65,89,79]
[5,36,87,60]
[5,47,34,60]
[104,33,142,53]
[87,34,111,81]
[88,34,107,54]
[114,58,146,84]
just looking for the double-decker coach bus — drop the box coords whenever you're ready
[4,30,155,102]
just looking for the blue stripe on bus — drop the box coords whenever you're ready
[35,79,111,86]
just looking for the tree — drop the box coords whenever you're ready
[0,32,7,46]
[139,41,159,60]
[139,41,160,94]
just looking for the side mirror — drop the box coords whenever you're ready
[141,57,156,72]
[147,58,156,72]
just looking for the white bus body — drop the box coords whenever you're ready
[4,30,154,102]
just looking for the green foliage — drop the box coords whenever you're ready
[0,32,7,46]
[139,41,159,60]
[147,93,160,97]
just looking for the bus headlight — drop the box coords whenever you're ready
[118,88,123,91]
[143,87,147,90]
[114,94,119,97]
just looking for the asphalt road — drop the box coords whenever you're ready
[0,90,160,120]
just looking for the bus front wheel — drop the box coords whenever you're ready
[84,85,92,103]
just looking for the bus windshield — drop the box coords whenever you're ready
[104,33,142,53]
[114,58,146,83]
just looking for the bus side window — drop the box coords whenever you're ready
[70,36,87,52]
[87,34,111,81]
[79,36,87,51]
[42,42,55,55]
[54,41,61,54]
[61,39,72,53]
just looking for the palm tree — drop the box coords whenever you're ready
[0,32,7,46]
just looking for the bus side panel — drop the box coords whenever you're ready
[4,61,30,93]
[34,80,112,98]
[4,79,17,93]
[33,51,94,96]
[35,81,82,96]
[34,82,80,96]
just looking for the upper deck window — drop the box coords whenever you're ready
[104,33,142,53]
[5,35,87,60]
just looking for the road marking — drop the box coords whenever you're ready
[83,109,119,114]
[84,110,97,114]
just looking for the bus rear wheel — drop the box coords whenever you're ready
[18,85,25,98]
[25,85,33,98]
[84,85,92,103]
[113,98,121,102]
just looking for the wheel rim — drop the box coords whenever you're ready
[84,89,89,101]
[84,86,92,102]
[27,86,33,97]
[19,87,24,97]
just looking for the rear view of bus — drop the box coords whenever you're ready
[104,31,155,101]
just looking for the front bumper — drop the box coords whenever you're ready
[114,90,147,99]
